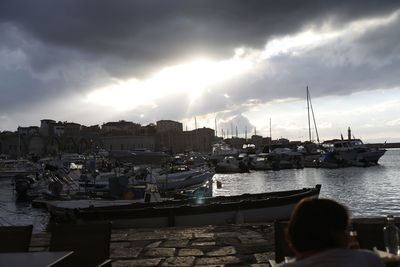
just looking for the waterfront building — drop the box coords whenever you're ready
[101,135,155,152]
[39,119,56,136]
[102,120,141,135]
[156,120,183,133]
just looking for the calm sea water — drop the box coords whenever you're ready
[1,149,399,232]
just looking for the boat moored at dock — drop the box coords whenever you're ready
[45,184,321,228]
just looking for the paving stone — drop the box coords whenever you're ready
[111,242,131,249]
[214,232,242,238]
[191,241,216,246]
[162,240,190,248]
[146,241,163,248]
[195,256,240,265]
[113,258,163,267]
[194,233,215,239]
[126,232,167,240]
[206,246,236,256]
[239,236,268,244]
[251,264,270,267]
[254,252,271,263]
[111,247,142,258]
[178,248,204,256]
[111,233,129,241]
[194,265,225,267]
[236,244,271,255]
[161,256,196,266]
[216,237,240,246]
[144,247,176,257]
[166,233,193,240]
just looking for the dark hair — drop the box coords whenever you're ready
[287,197,349,252]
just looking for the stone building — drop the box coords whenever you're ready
[156,120,183,133]
[101,135,155,152]
[102,121,141,135]
[155,127,215,153]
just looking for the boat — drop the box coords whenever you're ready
[0,159,40,178]
[215,156,249,173]
[209,142,239,164]
[154,167,215,191]
[45,184,322,228]
[320,137,386,167]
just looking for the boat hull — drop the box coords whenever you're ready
[48,185,321,228]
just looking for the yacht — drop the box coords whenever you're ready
[320,138,386,167]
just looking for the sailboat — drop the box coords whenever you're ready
[301,86,386,167]
[298,86,325,167]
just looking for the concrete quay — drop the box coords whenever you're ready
[29,223,275,267]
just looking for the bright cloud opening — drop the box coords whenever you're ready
[86,56,253,111]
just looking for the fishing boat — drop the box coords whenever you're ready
[46,184,321,228]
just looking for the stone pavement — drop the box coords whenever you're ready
[30,223,275,266]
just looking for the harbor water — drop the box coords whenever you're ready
[0,149,399,233]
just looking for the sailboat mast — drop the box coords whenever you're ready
[310,92,320,143]
[307,86,312,142]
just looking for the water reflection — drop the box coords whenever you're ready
[214,149,400,218]
[0,149,399,232]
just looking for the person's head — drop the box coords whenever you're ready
[287,197,350,254]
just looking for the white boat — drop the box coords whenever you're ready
[0,159,40,178]
[45,184,322,228]
[154,167,215,191]
[210,142,239,163]
[320,138,386,167]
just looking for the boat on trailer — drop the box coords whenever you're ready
[47,184,321,228]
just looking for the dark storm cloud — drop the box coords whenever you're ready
[1,0,399,78]
[1,0,400,130]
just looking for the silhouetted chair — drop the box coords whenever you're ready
[49,222,112,267]
[352,221,386,250]
[0,225,33,252]
[273,220,294,264]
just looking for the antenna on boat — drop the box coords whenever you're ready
[306,86,320,144]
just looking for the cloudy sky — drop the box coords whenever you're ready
[1,0,400,143]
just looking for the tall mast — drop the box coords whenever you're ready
[307,86,312,142]
[269,118,272,144]
[214,118,217,137]
[309,88,320,143]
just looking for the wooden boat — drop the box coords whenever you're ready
[47,184,321,228]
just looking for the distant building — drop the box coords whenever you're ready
[156,120,183,133]
[40,119,56,136]
[53,122,65,137]
[17,126,39,136]
[155,127,214,153]
[102,120,141,135]
[101,135,155,151]
[64,122,81,136]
